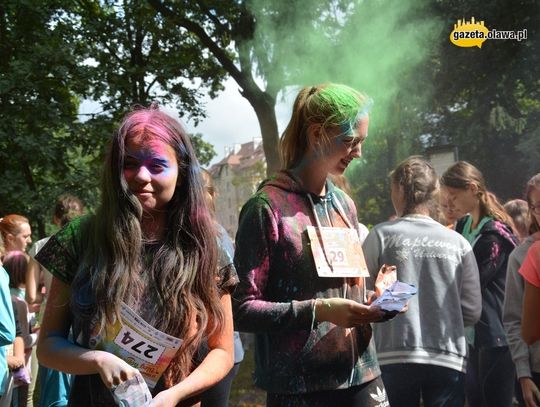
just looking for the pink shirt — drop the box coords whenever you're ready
[519,240,540,288]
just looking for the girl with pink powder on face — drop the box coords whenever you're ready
[35,104,237,406]
[233,83,388,407]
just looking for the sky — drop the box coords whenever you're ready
[182,78,296,166]
[79,78,295,167]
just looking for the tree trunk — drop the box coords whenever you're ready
[250,94,281,177]
[146,0,283,175]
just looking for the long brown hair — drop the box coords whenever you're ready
[525,173,540,234]
[440,161,513,227]
[71,105,222,385]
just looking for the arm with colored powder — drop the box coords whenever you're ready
[37,276,138,386]
[233,196,309,332]
[233,196,383,332]
[150,293,234,406]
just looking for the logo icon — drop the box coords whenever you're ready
[450,17,489,48]
[370,386,390,407]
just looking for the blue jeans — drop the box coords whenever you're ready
[465,346,515,407]
[381,363,465,407]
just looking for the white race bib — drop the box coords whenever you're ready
[306,226,370,278]
[86,302,182,389]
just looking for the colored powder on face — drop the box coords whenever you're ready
[126,147,175,176]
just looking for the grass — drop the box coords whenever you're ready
[229,335,266,407]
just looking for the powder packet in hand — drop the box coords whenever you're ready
[375,264,397,297]
[12,366,31,386]
[111,372,152,407]
[372,280,417,313]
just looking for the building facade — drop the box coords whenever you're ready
[209,140,266,239]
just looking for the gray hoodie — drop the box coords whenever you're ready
[503,233,540,378]
[363,215,481,372]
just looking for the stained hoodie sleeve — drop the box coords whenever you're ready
[460,246,482,326]
[476,233,513,289]
[233,196,314,332]
[503,247,532,379]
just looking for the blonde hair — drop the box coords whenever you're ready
[280,83,370,169]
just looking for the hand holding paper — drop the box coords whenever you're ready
[371,281,417,313]
[375,264,397,297]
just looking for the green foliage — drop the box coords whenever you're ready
[189,133,216,166]
[74,0,226,123]
[1,0,224,239]
[0,0,101,238]
[1,0,539,238]
[345,0,540,225]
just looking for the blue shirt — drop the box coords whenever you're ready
[0,266,16,395]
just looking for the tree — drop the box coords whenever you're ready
[0,0,100,237]
[148,0,282,175]
[417,0,540,200]
[190,133,216,166]
[75,0,226,122]
[148,0,441,181]
[347,0,540,224]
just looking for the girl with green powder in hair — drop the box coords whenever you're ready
[233,83,389,406]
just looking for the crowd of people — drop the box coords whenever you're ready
[0,83,538,407]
